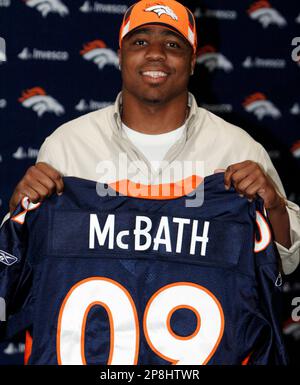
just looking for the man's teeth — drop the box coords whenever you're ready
[142,71,168,78]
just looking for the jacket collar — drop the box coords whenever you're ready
[112,91,199,137]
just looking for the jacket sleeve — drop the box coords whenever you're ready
[258,145,300,275]
[36,136,65,175]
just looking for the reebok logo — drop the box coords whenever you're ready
[197,46,233,72]
[144,4,178,20]
[24,0,69,18]
[0,250,18,266]
[80,40,119,70]
[243,93,281,120]
[18,87,65,117]
[247,1,287,28]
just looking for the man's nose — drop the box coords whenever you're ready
[144,42,167,61]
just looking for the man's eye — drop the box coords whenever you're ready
[134,40,147,46]
[167,42,180,48]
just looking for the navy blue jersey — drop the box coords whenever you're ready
[0,174,288,364]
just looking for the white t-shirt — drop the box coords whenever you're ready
[122,123,185,172]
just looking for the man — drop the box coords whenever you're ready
[7,0,300,275]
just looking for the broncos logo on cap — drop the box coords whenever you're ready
[24,0,69,18]
[243,93,281,120]
[197,46,233,72]
[0,250,18,266]
[18,87,65,117]
[247,1,286,28]
[80,40,119,70]
[144,5,178,20]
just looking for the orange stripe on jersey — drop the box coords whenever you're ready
[24,330,33,365]
[241,352,252,365]
[109,175,203,200]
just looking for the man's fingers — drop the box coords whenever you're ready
[55,175,64,195]
[243,182,262,201]
[224,162,260,190]
[224,166,235,190]
[235,173,262,195]
[9,163,64,215]
[25,166,61,195]
[35,162,64,194]
[16,186,41,204]
[9,180,57,214]
[27,181,52,201]
[9,192,25,214]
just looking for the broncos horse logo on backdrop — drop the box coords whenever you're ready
[80,40,119,70]
[291,141,300,159]
[144,4,178,20]
[243,93,281,120]
[18,87,65,117]
[247,1,287,28]
[23,0,69,18]
[197,46,233,72]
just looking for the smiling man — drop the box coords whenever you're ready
[7,0,300,276]
[1,0,299,366]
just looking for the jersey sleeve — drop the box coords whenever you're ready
[257,144,300,275]
[249,202,289,364]
[0,200,38,341]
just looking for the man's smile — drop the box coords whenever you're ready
[142,71,168,78]
[140,69,170,85]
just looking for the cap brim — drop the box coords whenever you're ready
[121,23,193,51]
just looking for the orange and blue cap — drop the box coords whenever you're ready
[119,0,197,53]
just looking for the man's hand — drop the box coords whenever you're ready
[224,160,283,210]
[223,160,291,249]
[9,162,64,214]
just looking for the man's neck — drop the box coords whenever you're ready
[121,91,189,135]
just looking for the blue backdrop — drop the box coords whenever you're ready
[0,0,299,365]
